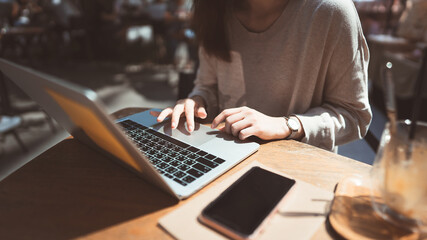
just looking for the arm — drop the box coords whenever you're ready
[188,47,220,118]
[191,49,294,141]
[296,1,372,151]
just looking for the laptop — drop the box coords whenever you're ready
[0,59,259,199]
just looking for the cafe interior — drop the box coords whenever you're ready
[0,0,426,239]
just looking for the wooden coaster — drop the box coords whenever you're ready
[328,176,421,240]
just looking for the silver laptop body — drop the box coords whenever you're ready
[0,59,259,199]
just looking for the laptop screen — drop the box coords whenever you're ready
[46,88,143,172]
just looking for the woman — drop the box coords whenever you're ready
[153,0,372,152]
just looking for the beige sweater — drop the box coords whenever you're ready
[189,0,372,151]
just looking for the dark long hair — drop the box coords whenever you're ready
[192,0,231,62]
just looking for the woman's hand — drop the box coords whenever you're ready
[211,107,290,140]
[150,96,207,132]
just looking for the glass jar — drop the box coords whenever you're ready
[371,121,427,234]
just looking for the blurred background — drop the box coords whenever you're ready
[0,0,426,178]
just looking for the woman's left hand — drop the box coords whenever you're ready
[211,107,290,140]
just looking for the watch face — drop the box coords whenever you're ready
[288,118,299,131]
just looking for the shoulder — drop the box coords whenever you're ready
[299,0,361,38]
[309,0,359,26]
[308,0,356,13]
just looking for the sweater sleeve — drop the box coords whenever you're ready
[188,47,220,118]
[296,1,372,151]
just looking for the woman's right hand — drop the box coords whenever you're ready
[150,96,207,132]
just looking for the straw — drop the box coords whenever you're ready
[382,61,397,133]
[381,62,395,193]
[409,47,427,140]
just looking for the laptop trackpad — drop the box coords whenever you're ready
[152,120,218,147]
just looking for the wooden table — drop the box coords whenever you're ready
[0,108,371,240]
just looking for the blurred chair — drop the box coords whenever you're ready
[0,70,56,153]
[368,0,427,79]
[367,0,427,122]
[0,0,49,60]
[0,115,26,152]
[365,46,427,153]
[44,0,82,29]
[0,70,27,151]
[366,0,414,84]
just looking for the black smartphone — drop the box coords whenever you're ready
[199,167,296,240]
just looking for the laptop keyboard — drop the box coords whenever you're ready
[118,120,225,186]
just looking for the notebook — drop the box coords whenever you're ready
[159,162,334,239]
[0,58,259,199]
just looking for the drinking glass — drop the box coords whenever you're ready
[371,121,427,234]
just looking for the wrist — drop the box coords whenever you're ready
[274,117,291,139]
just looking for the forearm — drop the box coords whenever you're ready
[188,48,220,118]
[296,103,371,151]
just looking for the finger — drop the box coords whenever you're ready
[156,108,173,122]
[238,126,258,140]
[184,100,195,132]
[195,105,207,119]
[211,108,243,128]
[171,104,185,128]
[224,112,246,135]
[230,118,252,137]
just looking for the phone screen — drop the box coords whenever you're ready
[201,167,296,237]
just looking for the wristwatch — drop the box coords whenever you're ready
[284,115,300,139]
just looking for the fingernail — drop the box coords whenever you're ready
[171,122,176,128]
[189,125,193,132]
